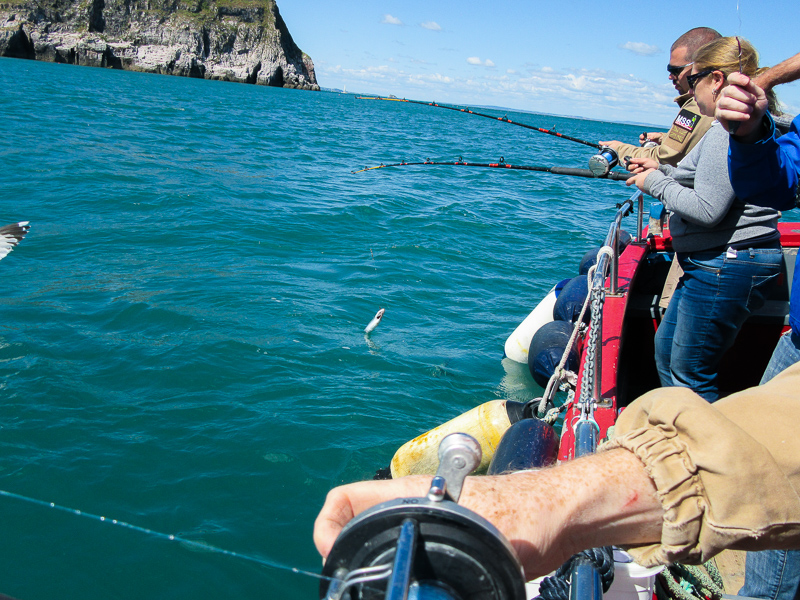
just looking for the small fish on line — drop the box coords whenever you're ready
[365,308,385,333]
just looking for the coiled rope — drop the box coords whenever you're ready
[656,561,725,600]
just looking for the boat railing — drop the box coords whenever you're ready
[569,189,643,600]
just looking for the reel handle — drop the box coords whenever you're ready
[427,433,482,503]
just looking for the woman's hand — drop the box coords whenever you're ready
[626,168,656,192]
[625,157,658,173]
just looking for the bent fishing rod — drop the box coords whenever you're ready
[357,95,601,150]
[352,158,630,181]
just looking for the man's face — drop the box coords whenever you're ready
[668,46,693,95]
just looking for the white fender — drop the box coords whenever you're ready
[504,285,558,364]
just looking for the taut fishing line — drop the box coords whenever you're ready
[0,488,336,586]
[357,96,602,150]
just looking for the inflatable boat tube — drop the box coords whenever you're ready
[504,278,570,364]
[528,320,579,387]
[487,418,559,474]
[553,275,590,324]
[390,399,526,478]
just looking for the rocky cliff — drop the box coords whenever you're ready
[0,0,319,90]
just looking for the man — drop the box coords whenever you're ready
[599,27,720,167]
[314,362,800,579]
[716,51,800,600]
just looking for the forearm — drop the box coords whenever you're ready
[314,449,663,579]
[754,52,800,91]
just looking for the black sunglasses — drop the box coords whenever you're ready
[667,62,693,77]
[687,69,715,90]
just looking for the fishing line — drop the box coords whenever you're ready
[357,96,602,150]
[0,488,335,586]
[352,158,630,181]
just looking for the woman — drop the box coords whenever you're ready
[626,36,782,402]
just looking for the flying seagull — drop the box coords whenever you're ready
[0,222,30,261]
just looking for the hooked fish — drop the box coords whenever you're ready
[365,308,385,334]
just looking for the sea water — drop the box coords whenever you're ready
[0,56,649,599]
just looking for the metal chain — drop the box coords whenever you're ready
[579,273,606,407]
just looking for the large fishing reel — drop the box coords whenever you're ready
[320,433,526,600]
[587,147,619,177]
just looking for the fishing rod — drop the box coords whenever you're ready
[352,157,630,181]
[357,96,602,150]
[357,96,621,175]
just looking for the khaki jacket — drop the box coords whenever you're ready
[612,94,714,167]
[603,362,800,566]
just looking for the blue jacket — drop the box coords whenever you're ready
[728,113,800,335]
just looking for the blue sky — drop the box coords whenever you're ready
[279,0,799,126]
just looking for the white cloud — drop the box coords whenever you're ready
[467,57,494,67]
[316,61,680,125]
[566,73,588,90]
[420,21,441,31]
[382,14,403,25]
[620,41,661,56]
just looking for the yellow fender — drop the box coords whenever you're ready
[390,400,513,478]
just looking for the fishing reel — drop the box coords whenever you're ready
[587,146,619,177]
[320,433,526,600]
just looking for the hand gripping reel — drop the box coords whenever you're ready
[321,433,526,600]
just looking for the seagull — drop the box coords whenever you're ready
[0,222,30,261]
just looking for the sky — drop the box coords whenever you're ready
[278,0,800,127]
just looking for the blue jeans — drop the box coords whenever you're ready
[655,246,782,402]
[740,331,800,600]
[741,548,800,600]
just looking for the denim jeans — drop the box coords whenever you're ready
[739,332,800,600]
[741,548,800,600]
[655,246,783,402]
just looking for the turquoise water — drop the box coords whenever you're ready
[0,57,646,599]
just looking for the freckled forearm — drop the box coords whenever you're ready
[457,449,663,577]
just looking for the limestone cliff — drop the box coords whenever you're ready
[0,0,319,90]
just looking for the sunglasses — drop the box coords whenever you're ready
[687,69,715,90]
[667,62,694,77]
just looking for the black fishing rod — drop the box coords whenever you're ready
[357,96,601,150]
[352,158,630,181]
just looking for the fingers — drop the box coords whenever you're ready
[716,74,769,138]
[313,477,430,559]
[625,171,651,192]
[598,140,620,150]
[625,157,656,173]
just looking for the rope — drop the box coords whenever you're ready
[656,561,725,600]
[535,284,592,418]
[536,547,615,600]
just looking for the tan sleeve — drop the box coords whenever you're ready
[612,99,714,167]
[601,362,800,566]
